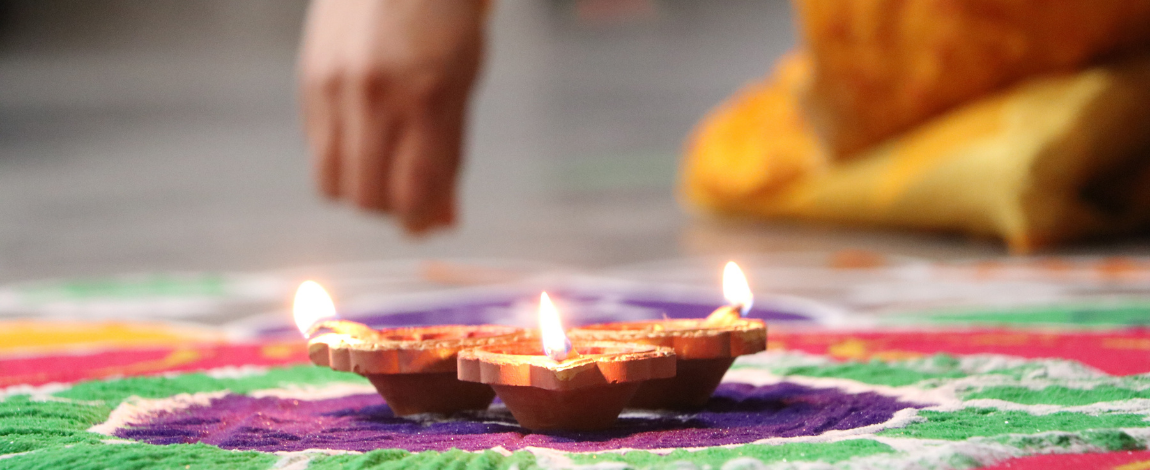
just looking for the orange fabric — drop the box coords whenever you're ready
[681,53,1150,252]
[793,0,1150,157]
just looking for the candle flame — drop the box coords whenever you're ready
[723,262,753,315]
[293,281,338,337]
[704,262,753,326]
[538,292,572,362]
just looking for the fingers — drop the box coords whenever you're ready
[299,0,354,200]
[307,63,463,229]
[391,102,465,234]
[341,75,398,212]
[297,0,485,235]
[302,76,343,199]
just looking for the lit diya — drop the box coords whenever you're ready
[457,292,676,431]
[569,262,767,410]
[294,281,525,416]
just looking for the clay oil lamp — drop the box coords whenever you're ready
[294,281,525,416]
[569,262,767,410]
[457,292,676,431]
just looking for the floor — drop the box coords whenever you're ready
[3,0,1134,285]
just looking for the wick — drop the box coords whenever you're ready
[702,304,741,327]
[545,336,574,362]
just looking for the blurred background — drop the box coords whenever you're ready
[0,0,1057,285]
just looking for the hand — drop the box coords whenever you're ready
[299,0,487,234]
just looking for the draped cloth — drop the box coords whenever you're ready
[681,53,1150,252]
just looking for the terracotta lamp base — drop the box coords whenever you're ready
[458,340,675,431]
[365,372,498,416]
[628,357,735,409]
[307,323,524,416]
[492,383,640,431]
[570,318,766,410]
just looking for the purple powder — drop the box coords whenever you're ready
[117,382,925,453]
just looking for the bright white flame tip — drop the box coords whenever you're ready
[293,281,338,337]
[722,262,753,315]
[538,292,572,362]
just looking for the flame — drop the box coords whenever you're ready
[722,262,753,315]
[293,281,338,337]
[538,292,572,362]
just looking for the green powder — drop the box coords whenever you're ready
[54,365,366,406]
[887,303,1150,328]
[0,396,112,454]
[303,442,895,470]
[965,386,1150,406]
[19,273,230,304]
[568,440,894,467]
[0,443,275,470]
[879,408,1150,440]
[769,360,966,387]
[992,429,1144,452]
[307,449,540,470]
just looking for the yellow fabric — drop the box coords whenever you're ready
[681,53,1150,252]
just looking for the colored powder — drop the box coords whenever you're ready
[879,408,1150,440]
[309,449,540,470]
[1078,430,1143,451]
[568,439,894,467]
[0,395,112,453]
[993,429,1144,452]
[978,449,1150,470]
[1,443,275,470]
[966,386,1150,406]
[771,359,966,387]
[53,365,364,406]
[0,321,222,353]
[891,303,1150,327]
[20,273,228,304]
[114,383,922,453]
